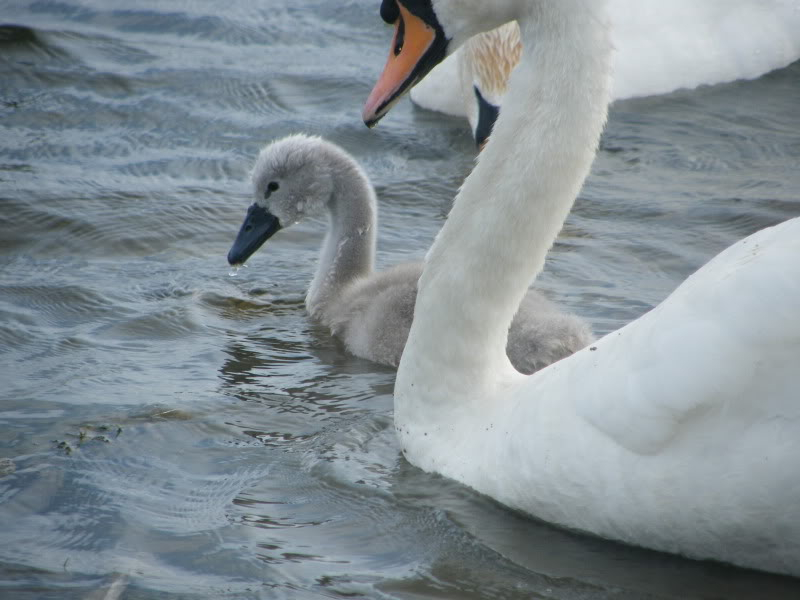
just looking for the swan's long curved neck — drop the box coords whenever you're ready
[398,1,613,398]
[306,153,377,318]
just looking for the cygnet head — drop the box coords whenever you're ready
[228,134,336,266]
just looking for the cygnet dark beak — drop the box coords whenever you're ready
[227,204,282,266]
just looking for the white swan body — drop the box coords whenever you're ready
[227,134,592,373]
[364,0,800,575]
[411,0,800,141]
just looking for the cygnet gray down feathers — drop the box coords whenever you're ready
[227,134,593,373]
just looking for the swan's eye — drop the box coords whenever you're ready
[264,181,279,199]
[393,16,405,56]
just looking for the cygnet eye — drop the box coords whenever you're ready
[264,181,280,200]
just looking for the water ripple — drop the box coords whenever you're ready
[1,1,799,597]
[79,454,268,535]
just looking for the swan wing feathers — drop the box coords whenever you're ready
[570,218,800,455]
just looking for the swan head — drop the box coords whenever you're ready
[363,0,515,126]
[227,134,335,266]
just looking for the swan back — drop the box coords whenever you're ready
[610,0,800,99]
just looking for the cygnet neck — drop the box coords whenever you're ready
[305,145,377,319]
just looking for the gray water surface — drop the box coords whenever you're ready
[2,1,800,598]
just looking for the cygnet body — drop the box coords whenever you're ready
[228,134,592,373]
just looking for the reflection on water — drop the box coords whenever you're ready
[1,0,800,598]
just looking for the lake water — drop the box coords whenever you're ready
[2,1,800,598]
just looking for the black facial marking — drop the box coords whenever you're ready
[380,0,399,24]
[397,0,439,28]
[474,86,501,148]
[380,0,439,31]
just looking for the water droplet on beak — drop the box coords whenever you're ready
[229,264,247,277]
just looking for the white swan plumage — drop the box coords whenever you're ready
[411,0,800,143]
[227,134,592,372]
[363,0,800,576]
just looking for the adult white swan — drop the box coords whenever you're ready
[363,0,800,576]
[410,1,800,144]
